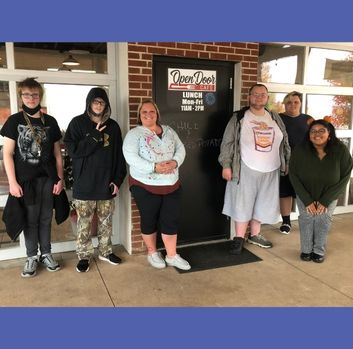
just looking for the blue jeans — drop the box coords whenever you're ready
[297,197,337,256]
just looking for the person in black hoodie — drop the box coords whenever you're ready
[64,87,126,273]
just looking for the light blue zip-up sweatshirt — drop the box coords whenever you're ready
[123,125,186,186]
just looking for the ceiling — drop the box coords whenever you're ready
[13,43,107,54]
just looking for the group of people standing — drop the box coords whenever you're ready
[219,84,353,263]
[1,78,190,277]
[1,78,352,278]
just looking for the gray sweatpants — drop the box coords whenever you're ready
[297,197,337,256]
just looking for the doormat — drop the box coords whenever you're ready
[172,240,262,274]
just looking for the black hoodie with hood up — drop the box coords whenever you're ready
[64,88,126,200]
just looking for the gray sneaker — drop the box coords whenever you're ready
[21,256,38,278]
[147,252,166,269]
[165,254,191,270]
[247,234,273,248]
[40,253,61,272]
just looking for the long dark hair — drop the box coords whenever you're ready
[306,119,339,153]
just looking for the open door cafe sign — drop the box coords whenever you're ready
[168,68,217,92]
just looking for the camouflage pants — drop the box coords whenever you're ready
[74,199,115,260]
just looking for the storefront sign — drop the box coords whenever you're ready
[168,68,216,91]
[168,68,217,112]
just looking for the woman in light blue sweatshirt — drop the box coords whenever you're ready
[123,99,190,270]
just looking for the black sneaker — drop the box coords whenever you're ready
[76,259,90,272]
[279,223,291,235]
[300,252,312,261]
[229,237,244,255]
[311,252,325,263]
[98,253,121,265]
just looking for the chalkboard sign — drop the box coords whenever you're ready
[153,56,234,244]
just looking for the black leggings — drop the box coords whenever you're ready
[130,186,181,235]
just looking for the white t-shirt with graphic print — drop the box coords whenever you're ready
[240,110,283,172]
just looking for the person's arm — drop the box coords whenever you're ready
[171,128,186,168]
[218,115,236,170]
[319,146,353,207]
[2,137,23,197]
[123,130,155,174]
[52,141,64,195]
[288,148,314,206]
[218,115,237,180]
[159,127,186,174]
[111,124,127,194]
[64,118,104,159]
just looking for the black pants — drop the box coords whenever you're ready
[23,177,54,257]
[130,186,181,235]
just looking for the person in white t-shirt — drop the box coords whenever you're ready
[218,84,290,254]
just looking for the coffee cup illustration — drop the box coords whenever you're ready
[253,127,274,152]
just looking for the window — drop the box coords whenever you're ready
[0,81,10,127]
[14,43,107,74]
[307,47,353,87]
[263,43,353,211]
[306,94,352,130]
[267,92,286,113]
[258,43,305,84]
[0,43,6,68]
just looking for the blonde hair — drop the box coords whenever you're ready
[137,99,161,125]
[283,91,302,104]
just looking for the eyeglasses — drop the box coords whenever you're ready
[92,99,106,106]
[310,128,327,135]
[21,93,40,99]
[250,93,268,98]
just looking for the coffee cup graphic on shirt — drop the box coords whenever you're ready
[253,126,274,152]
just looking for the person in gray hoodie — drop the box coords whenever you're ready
[219,84,290,255]
[64,87,126,273]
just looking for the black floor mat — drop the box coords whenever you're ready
[173,240,262,273]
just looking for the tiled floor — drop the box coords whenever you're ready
[0,214,353,306]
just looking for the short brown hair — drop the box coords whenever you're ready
[249,83,268,95]
[18,77,44,100]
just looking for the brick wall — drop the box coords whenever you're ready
[127,42,259,253]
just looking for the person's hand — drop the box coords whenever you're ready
[316,202,328,215]
[155,161,177,174]
[306,202,317,215]
[9,181,23,198]
[96,122,106,132]
[222,168,232,181]
[110,182,119,195]
[53,179,63,195]
[284,165,289,176]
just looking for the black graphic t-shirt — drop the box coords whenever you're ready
[0,111,62,182]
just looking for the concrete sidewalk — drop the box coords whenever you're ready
[1,214,353,307]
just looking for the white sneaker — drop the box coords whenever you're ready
[165,254,191,270]
[147,252,166,269]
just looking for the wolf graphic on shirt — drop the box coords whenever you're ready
[17,124,49,164]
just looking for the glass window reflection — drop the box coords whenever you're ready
[14,43,107,74]
[267,92,286,113]
[0,43,6,68]
[0,81,10,127]
[307,47,353,87]
[258,43,305,84]
[306,94,352,130]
